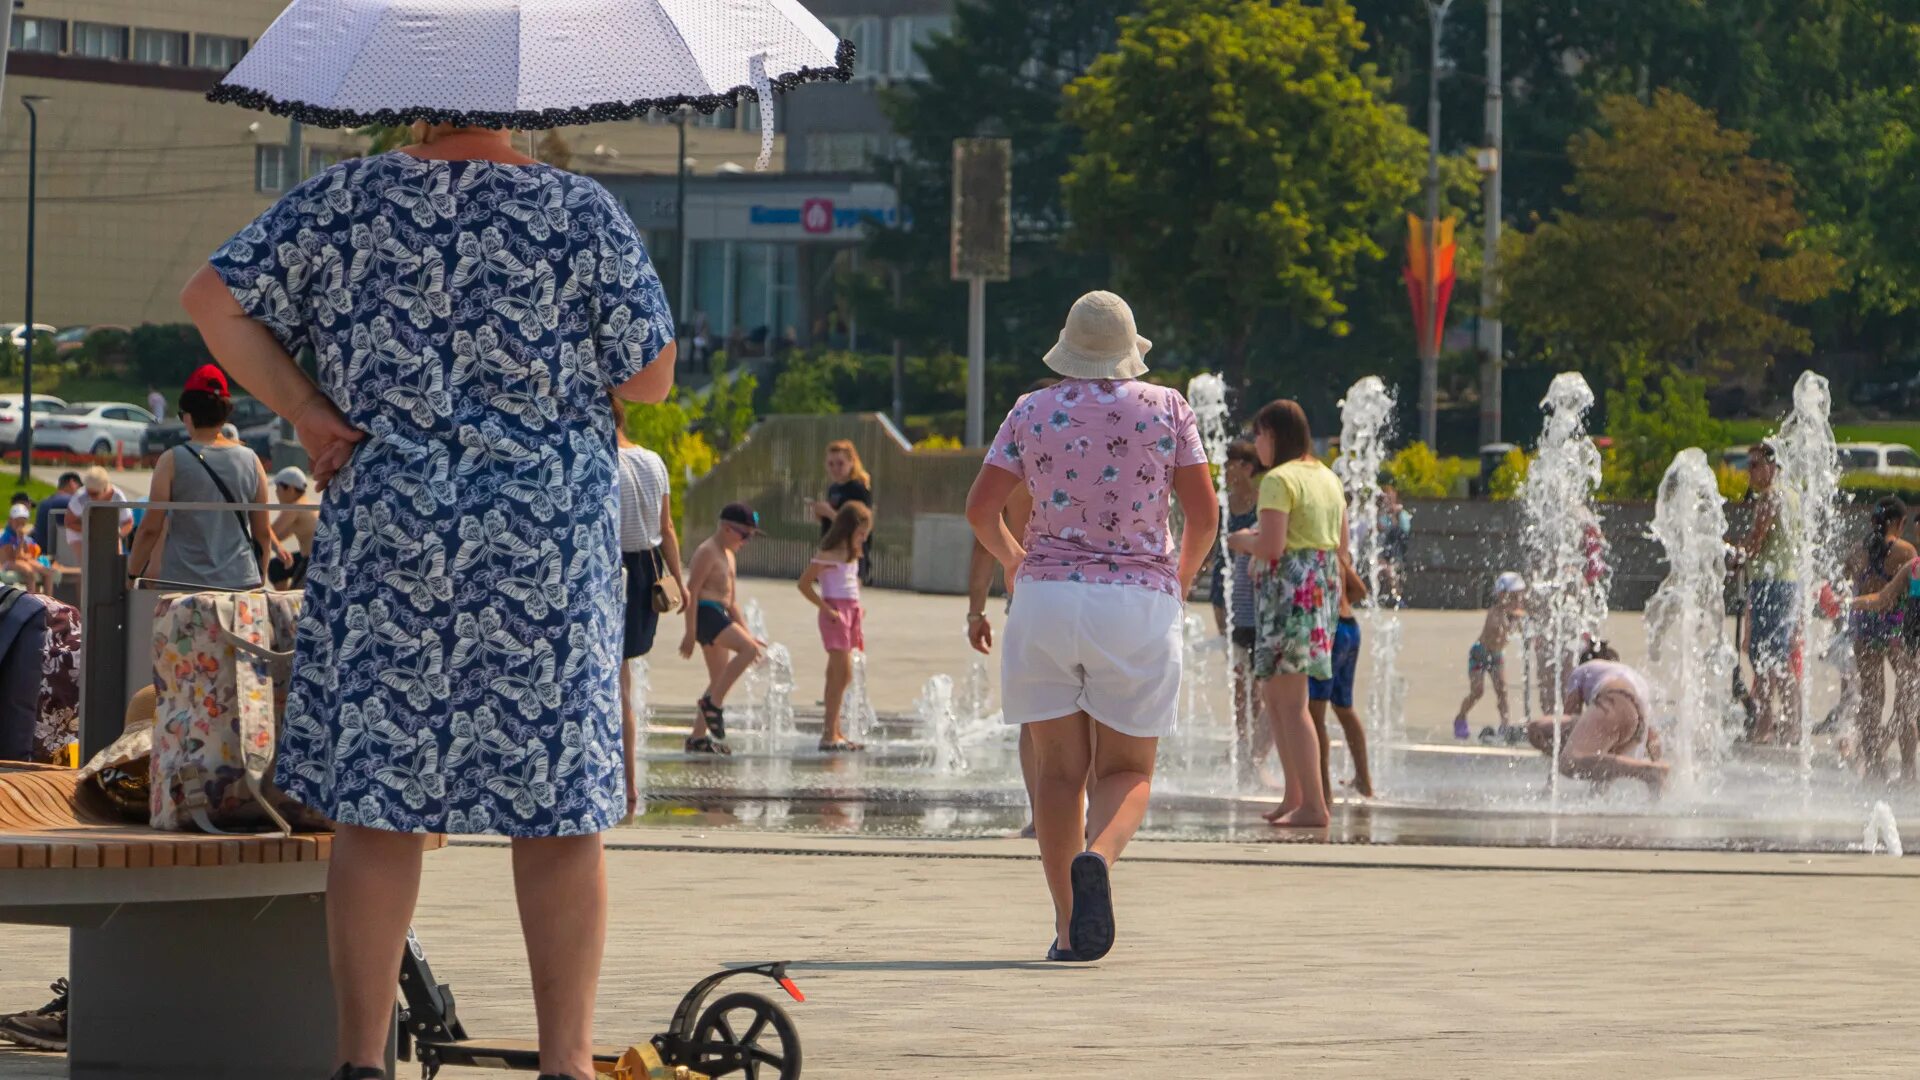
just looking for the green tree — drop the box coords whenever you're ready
[1500,90,1841,382]
[697,353,758,451]
[1601,349,1727,501]
[767,363,840,415]
[1061,0,1426,387]
[622,394,715,525]
[852,0,1135,383]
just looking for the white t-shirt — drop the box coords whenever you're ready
[614,446,668,552]
[63,486,134,552]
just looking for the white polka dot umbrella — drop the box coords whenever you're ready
[209,0,852,168]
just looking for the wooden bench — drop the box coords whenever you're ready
[0,763,439,1079]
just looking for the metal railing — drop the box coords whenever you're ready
[78,500,319,759]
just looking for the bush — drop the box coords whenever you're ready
[767,363,839,415]
[698,352,758,451]
[1385,442,1471,498]
[623,392,717,525]
[914,433,964,451]
[128,323,214,389]
[75,328,134,377]
[1600,354,1725,501]
[1716,462,1750,502]
[1489,448,1530,501]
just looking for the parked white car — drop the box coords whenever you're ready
[29,401,157,457]
[0,392,69,446]
[0,323,56,350]
[1838,441,1920,479]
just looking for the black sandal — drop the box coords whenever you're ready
[685,735,733,756]
[698,694,728,740]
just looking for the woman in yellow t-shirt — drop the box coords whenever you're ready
[1226,399,1349,828]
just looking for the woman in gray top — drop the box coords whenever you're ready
[129,364,285,589]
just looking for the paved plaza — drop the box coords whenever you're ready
[3,837,1914,1079]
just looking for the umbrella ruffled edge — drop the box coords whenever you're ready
[206,37,854,131]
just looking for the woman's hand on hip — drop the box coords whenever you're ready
[291,393,363,491]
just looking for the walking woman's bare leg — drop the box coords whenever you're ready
[1892,645,1920,782]
[327,824,426,1069]
[1025,713,1094,946]
[1856,645,1889,778]
[1084,723,1158,865]
[513,833,608,1080]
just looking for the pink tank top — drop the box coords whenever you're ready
[812,557,860,602]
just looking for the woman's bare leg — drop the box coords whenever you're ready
[1264,674,1328,827]
[694,643,728,741]
[1560,704,1668,793]
[1084,723,1158,865]
[822,649,853,744]
[1892,645,1920,782]
[1856,645,1889,779]
[1025,713,1094,947]
[513,833,608,1080]
[327,824,426,1069]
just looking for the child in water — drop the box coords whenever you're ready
[799,502,873,752]
[1454,572,1528,742]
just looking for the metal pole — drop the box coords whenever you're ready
[966,276,985,447]
[675,110,690,362]
[891,160,905,427]
[1479,0,1503,446]
[1420,1,1450,450]
[19,95,43,484]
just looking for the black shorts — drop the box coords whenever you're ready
[622,549,660,659]
[695,600,735,647]
[1231,626,1255,650]
[268,551,309,590]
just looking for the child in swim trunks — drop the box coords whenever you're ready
[678,502,766,754]
[1454,571,1527,741]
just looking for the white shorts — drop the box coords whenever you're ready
[1000,580,1185,738]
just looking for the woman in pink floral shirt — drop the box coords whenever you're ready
[965,291,1217,962]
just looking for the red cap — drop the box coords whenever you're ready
[184,364,230,398]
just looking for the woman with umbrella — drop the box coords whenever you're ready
[181,4,852,1078]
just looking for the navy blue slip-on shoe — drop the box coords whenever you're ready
[1046,940,1078,962]
[1068,851,1115,961]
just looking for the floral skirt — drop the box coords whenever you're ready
[1253,548,1338,680]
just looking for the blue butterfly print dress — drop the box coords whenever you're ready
[210,152,674,836]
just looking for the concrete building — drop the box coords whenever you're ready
[0,0,774,329]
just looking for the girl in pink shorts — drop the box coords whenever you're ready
[799,502,873,751]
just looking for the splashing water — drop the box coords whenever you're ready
[1772,371,1848,798]
[842,652,879,748]
[1645,449,1735,796]
[1864,801,1903,856]
[1519,373,1609,805]
[1339,376,1402,783]
[1185,372,1240,785]
[917,674,967,774]
[957,656,993,730]
[625,657,650,797]
[763,644,797,748]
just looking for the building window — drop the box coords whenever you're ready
[193,33,249,71]
[9,17,65,54]
[133,28,188,66]
[824,17,883,80]
[255,145,289,193]
[71,22,130,60]
[889,16,951,80]
[804,133,886,173]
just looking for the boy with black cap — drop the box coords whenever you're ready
[677,502,766,753]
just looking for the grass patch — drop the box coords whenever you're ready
[1725,418,1920,450]
[3,475,56,505]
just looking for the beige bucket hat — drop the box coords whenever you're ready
[1042,291,1152,381]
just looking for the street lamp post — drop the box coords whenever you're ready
[1479,0,1504,446]
[18,94,47,484]
[1419,0,1453,451]
[674,107,690,366]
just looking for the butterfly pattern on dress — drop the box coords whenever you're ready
[210,152,674,837]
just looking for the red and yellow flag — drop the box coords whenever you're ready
[1404,213,1458,355]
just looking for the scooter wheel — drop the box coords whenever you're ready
[690,991,801,1079]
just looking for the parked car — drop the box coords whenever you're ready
[1849,366,1920,411]
[28,401,157,457]
[1838,441,1920,479]
[142,395,279,459]
[1721,447,1751,473]
[0,323,56,351]
[0,392,69,446]
[52,324,130,358]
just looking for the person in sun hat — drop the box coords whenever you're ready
[0,503,56,593]
[128,363,284,591]
[965,290,1218,962]
[1449,570,1529,744]
[61,466,135,569]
